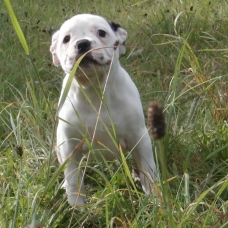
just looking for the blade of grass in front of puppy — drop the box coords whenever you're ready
[119,144,141,200]
[93,63,117,140]
[57,54,86,114]
[57,46,107,114]
[79,86,119,150]
[4,0,29,55]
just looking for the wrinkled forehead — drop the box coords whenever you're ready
[60,14,113,34]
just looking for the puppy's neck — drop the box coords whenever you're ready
[74,71,105,89]
[74,64,120,89]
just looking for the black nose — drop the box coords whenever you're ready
[76,39,91,54]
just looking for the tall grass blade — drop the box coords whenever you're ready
[179,178,228,226]
[3,0,29,55]
[57,53,86,114]
[119,144,140,200]
[184,173,190,207]
[206,144,228,160]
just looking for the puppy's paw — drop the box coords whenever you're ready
[68,193,87,206]
[61,180,67,189]
[139,171,157,195]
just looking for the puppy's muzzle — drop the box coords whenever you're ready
[76,39,91,54]
[75,39,102,67]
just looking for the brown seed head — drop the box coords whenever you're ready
[15,145,23,157]
[148,101,166,140]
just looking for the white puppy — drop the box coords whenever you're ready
[50,14,157,206]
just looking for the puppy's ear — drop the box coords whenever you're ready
[109,21,127,55]
[50,31,61,66]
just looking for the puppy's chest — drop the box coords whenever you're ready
[62,88,126,137]
[77,102,124,137]
[81,110,128,157]
[81,106,113,130]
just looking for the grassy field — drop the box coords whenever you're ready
[1,0,228,227]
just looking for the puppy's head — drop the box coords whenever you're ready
[50,14,127,77]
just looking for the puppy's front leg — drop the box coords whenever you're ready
[57,135,86,206]
[64,155,86,206]
[131,132,157,194]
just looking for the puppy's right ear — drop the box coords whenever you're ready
[109,21,127,55]
[50,31,60,66]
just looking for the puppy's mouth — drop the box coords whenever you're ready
[75,53,110,68]
[78,55,99,67]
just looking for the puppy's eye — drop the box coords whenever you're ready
[63,35,70,44]
[98,30,106,38]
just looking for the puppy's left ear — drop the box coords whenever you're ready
[109,21,127,54]
[50,31,61,66]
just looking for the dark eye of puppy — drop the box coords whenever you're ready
[98,30,106,38]
[63,35,70,44]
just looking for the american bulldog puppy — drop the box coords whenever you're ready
[50,14,157,205]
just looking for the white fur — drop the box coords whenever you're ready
[50,14,157,206]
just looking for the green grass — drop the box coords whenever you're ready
[1,0,228,227]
